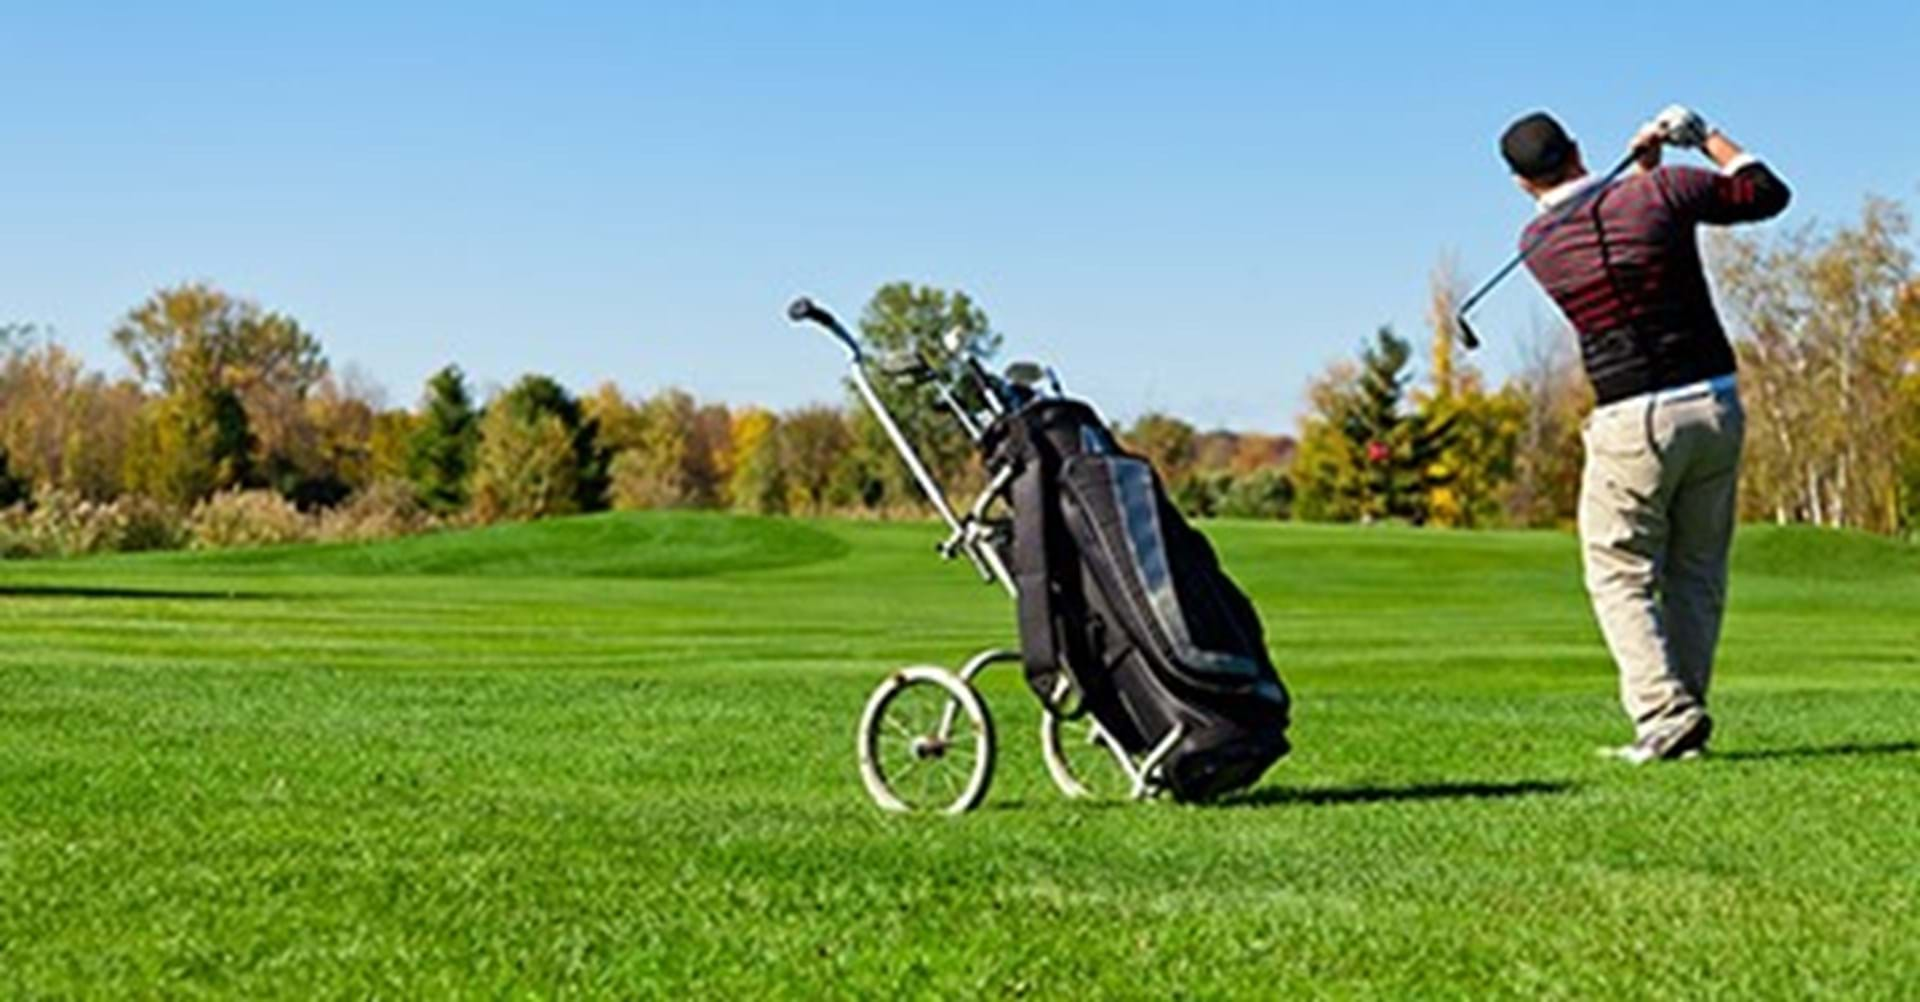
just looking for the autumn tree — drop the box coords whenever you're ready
[1416,263,1525,528]
[0,330,26,505]
[1502,321,1592,527]
[584,383,642,451]
[113,284,325,395]
[0,331,145,500]
[606,387,718,510]
[587,382,652,509]
[113,283,329,501]
[1290,360,1363,522]
[779,405,852,514]
[1899,278,1920,534]
[1714,199,1919,532]
[1228,434,1295,476]
[123,385,254,504]
[298,371,386,504]
[369,410,419,485]
[469,404,580,522]
[727,407,787,515]
[1123,412,1199,487]
[830,412,897,513]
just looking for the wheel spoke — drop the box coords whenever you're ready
[924,697,952,741]
[890,751,920,780]
[923,754,946,805]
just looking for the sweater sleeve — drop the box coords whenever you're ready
[1655,163,1791,226]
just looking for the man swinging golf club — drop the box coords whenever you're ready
[1498,105,1790,762]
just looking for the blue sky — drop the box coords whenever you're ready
[4,3,1916,430]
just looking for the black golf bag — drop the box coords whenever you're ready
[985,399,1291,802]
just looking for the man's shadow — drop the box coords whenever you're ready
[1224,779,1573,809]
[1713,741,1919,763]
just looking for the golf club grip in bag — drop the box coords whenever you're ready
[986,400,1291,802]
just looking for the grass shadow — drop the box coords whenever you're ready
[1224,779,1574,809]
[1715,741,1920,763]
[0,584,273,602]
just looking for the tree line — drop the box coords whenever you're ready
[1283,198,1920,535]
[2,196,1916,555]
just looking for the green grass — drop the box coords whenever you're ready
[3,512,1917,998]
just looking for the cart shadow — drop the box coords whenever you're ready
[1712,740,1919,763]
[0,584,273,602]
[1222,779,1574,810]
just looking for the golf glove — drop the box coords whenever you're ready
[1653,104,1709,148]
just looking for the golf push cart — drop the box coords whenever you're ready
[788,297,1151,813]
[789,297,1291,814]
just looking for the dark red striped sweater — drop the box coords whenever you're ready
[1522,161,1790,404]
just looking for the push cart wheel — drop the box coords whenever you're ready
[857,667,996,814]
[1040,708,1134,800]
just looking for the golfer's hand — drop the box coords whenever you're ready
[1653,104,1709,148]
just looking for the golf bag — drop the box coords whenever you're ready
[986,399,1291,802]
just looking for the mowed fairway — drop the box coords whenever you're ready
[3,513,1917,998]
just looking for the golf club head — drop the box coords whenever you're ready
[1003,361,1045,387]
[876,349,937,383]
[1455,313,1482,351]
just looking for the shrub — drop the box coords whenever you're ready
[109,494,188,552]
[187,489,312,550]
[1173,470,1234,519]
[0,487,186,556]
[1218,467,1295,520]
[317,478,435,543]
[0,515,44,558]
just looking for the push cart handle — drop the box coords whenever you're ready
[787,296,863,361]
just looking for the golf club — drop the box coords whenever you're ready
[1454,142,1650,350]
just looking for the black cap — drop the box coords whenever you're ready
[1500,112,1576,181]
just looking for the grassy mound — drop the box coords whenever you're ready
[1732,523,1920,580]
[139,510,850,579]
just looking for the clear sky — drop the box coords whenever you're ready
[4,3,1916,430]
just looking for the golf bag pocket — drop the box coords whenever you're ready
[1058,455,1283,703]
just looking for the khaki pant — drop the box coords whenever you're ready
[1579,381,1744,740]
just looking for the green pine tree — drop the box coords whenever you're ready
[1293,327,1458,525]
[1338,328,1456,523]
[406,366,481,513]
